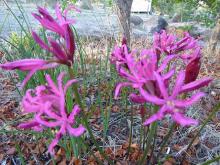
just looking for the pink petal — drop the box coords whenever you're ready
[67,124,86,137]
[129,93,146,103]
[180,77,212,93]
[55,3,63,23]
[162,68,175,81]
[68,105,80,123]
[45,74,60,95]
[48,38,68,61]
[174,92,205,108]
[172,112,198,126]
[139,87,165,105]
[37,6,54,21]
[64,79,78,94]
[171,70,185,98]
[154,72,168,98]
[32,31,50,51]
[114,82,133,99]
[143,106,166,125]
[157,55,176,73]
[57,72,67,118]
[48,129,64,155]
[18,120,40,129]
[35,113,61,127]
[64,25,75,61]
[43,102,61,120]
[21,68,38,88]
[0,59,47,71]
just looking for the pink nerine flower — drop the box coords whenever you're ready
[18,72,86,155]
[153,30,198,56]
[0,4,78,87]
[113,45,175,99]
[139,71,205,126]
[0,59,58,88]
[32,4,78,65]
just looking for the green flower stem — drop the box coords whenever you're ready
[78,137,103,165]
[68,67,83,108]
[201,155,220,165]
[68,67,113,164]
[138,121,158,165]
[157,123,176,157]
[138,106,159,164]
[126,107,134,159]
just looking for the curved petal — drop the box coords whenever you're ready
[154,72,168,98]
[0,59,46,71]
[18,120,40,129]
[171,70,185,98]
[67,124,86,137]
[45,74,60,95]
[64,79,78,94]
[180,77,212,93]
[48,38,68,61]
[68,105,81,123]
[35,113,61,127]
[162,68,175,81]
[174,92,205,108]
[157,55,176,73]
[114,82,133,99]
[143,106,166,125]
[21,69,38,88]
[139,87,165,105]
[32,31,50,51]
[48,128,64,155]
[172,112,198,126]
[129,93,146,103]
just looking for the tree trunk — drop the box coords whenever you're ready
[115,0,133,46]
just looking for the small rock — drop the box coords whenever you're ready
[77,0,93,10]
[151,17,168,33]
[130,15,143,26]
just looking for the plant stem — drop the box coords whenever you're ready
[138,121,158,165]
[127,106,134,159]
[201,155,220,165]
[138,106,159,165]
[157,123,176,157]
[68,67,83,109]
[68,67,113,164]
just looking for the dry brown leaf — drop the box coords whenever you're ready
[6,147,16,155]
[163,157,176,165]
[112,105,120,113]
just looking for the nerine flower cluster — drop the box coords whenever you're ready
[0,3,213,157]
[0,4,78,88]
[112,31,212,126]
[0,4,85,155]
[19,72,85,154]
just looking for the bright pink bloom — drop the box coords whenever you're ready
[113,45,175,99]
[153,30,198,56]
[32,4,78,65]
[140,71,204,126]
[0,59,58,88]
[112,32,212,126]
[18,72,85,155]
[32,4,78,36]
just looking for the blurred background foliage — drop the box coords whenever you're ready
[152,0,220,27]
[63,0,219,27]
